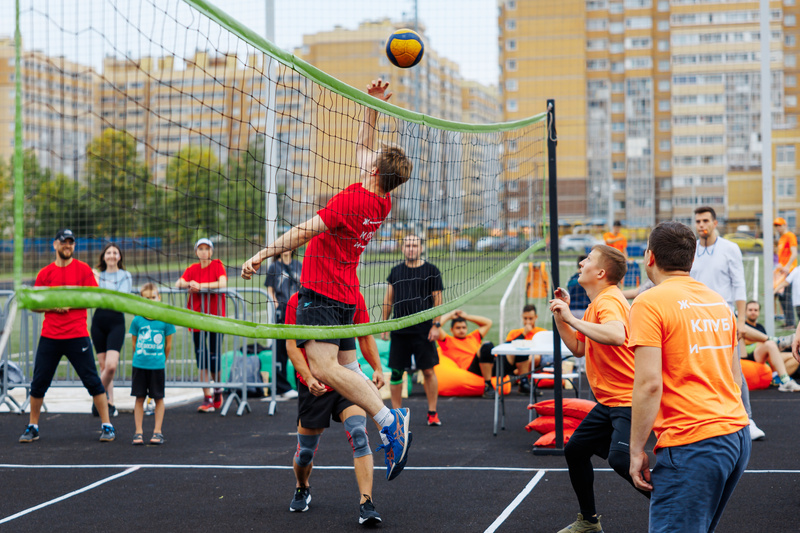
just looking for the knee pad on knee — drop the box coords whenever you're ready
[607,449,630,477]
[294,433,320,467]
[344,415,370,459]
[390,368,404,385]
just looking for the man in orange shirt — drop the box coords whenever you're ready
[504,304,547,394]
[550,245,648,533]
[774,217,798,327]
[603,220,628,258]
[629,221,750,533]
[435,310,496,398]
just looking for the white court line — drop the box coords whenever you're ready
[2,464,799,473]
[0,466,140,525]
[484,470,546,533]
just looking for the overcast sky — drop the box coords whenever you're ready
[5,0,500,86]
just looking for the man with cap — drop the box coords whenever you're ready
[176,237,228,412]
[774,217,798,328]
[19,229,117,443]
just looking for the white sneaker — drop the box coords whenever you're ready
[277,389,299,401]
[749,418,766,441]
[778,379,800,392]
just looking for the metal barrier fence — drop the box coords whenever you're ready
[0,287,282,417]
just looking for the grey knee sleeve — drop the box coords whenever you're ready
[344,415,370,458]
[294,433,320,467]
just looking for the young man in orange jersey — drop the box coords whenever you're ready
[242,79,412,481]
[435,309,497,398]
[503,304,547,394]
[550,245,649,533]
[629,221,750,533]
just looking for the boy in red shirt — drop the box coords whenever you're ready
[176,237,227,412]
[241,79,413,480]
[19,229,116,444]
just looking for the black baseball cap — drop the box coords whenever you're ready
[55,229,75,242]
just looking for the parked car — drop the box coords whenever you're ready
[723,233,763,252]
[454,238,474,251]
[476,236,507,252]
[559,234,601,253]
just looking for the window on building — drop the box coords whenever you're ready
[587,19,608,31]
[787,55,797,67]
[659,199,672,211]
[659,119,670,131]
[658,80,670,92]
[658,40,669,52]
[506,59,517,71]
[658,20,670,31]
[777,144,796,164]
[786,34,796,47]
[610,22,624,34]
[778,209,797,228]
[505,79,518,92]
[506,39,517,51]
[788,95,798,107]
[658,1,669,11]
[658,60,671,71]
[787,14,797,27]
[659,159,671,171]
[658,100,670,111]
[778,177,797,198]
[506,19,516,31]
[506,99,518,112]
[659,139,671,151]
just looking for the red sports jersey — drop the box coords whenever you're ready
[35,259,98,339]
[301,183,391,305]
[181,259,227,332]
[286,291,369,390]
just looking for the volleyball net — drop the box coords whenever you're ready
[11,0,549,339]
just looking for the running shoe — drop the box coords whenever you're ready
[778,378,800,392]
[427,412,442,426]
[19,424,39,443]
[358,497,382,526]
[557,513,604,533]
[482,381,494,399]
[376,408,411,481]
[213,389,224,410]
[197,396,215,413]
[749,418,766,441]
[99,424,116,442]
[108,404,118,418]
[289,486,311,512]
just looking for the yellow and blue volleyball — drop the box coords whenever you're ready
[386,29,424,69]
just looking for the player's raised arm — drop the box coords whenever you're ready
[241,216,328,280]
[357,79,392,177]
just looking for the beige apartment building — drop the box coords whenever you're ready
[499,0,800,231]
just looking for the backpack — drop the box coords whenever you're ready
[227,354,264,398]
[0,361,24,390]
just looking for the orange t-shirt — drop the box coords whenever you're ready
[505,327,546,342]
[628,277,748,451]
[603,232,627,254]
[575,285,635,407]
[778,231,798,271]
[438,330,482,370]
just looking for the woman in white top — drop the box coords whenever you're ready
[91,243,133,418]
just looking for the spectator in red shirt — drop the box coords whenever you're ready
[241,78,413,481]
[19,229,116,444]
[176,238,227,413]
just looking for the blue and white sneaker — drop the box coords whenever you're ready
[376,408,411,481]
[19,424,39,443]
[99,424,116,442]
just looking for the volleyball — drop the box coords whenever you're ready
[385,29,424,68]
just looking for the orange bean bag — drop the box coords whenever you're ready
[435,353,511,396]
[528,398,597,419]
[525,415,583,434]
[534,428,576,447]
[740,358,773,391]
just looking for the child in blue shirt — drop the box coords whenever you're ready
[130,283,176,445]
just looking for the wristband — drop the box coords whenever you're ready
[434,322,441,328]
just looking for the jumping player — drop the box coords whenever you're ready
[550,245,649,533]
[629,221,750,532]
[285,291,385,525]
[242,78,412,480]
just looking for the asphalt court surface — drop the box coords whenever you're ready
[1,385,798,532]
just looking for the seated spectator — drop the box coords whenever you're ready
[743,300,800,391]
[435,310,505,399]
[504,304,547,394]
[567,255,591,319]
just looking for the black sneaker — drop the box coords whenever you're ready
[289,486,311,512]
[518,381,531,394]
[482,382,494,399]
[108,404,118,418]
[99,424,116,442]
[91,403,99,417]
[359,497,382,526]
[19,424,39,443]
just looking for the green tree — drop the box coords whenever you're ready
[165,145,223,245]
[85,129,151,238]
[223,137,273,242]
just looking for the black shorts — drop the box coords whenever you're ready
[295,288,356,350]
[296,380,354,429]
[566,403,633,459]
[130,367,166,399]
[90,309,126,353]
[389,332,439,371]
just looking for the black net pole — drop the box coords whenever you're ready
[533,99,564,456]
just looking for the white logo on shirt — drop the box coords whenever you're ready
[362,218,382,226]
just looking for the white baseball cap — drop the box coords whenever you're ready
[195,238,214,250]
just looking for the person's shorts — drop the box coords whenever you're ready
[566,403,633,459]
[295,288,356,350]
[130,367,166,399]
[296,380,353,429]
[90,309,126,353]
[389,333,439,371]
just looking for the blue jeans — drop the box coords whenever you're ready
[649,427,750,533]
